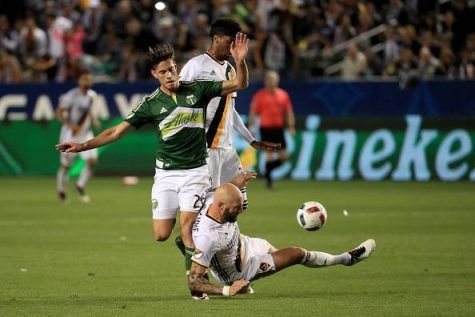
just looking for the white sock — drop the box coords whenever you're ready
[77,165,92,189]
[301,250,351,267]
[241,187,249,210]
[56,168,69,192]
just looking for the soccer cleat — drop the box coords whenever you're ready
[75,184,90,203]
[346,239,376,266]
[242,285,255,294]
[191,290,209,300]
[58,191,67,202]
[175,236,186,256]
[79,195,91,203]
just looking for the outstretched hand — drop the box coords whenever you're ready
[251,140,281,151]
[55,141,85,153]
[232,171,257,189]
[230,32,249,64]
[230,279,249,296]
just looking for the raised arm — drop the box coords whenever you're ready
[56,121,134,153]
[221,33,249,96]
[188,261,249,296]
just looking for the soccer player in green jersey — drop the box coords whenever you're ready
[56,35,252,299]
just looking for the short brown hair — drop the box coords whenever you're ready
[146,43,175,70]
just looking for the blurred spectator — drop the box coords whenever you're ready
[0,50,22,83]
[395,47,418,79]
[2,0,475,82]
[457,48,475,79]
[436,47,456,78]
[383,26,399,64]
[45,12,72,81]
[19,17,48,62]
[363,49,384,78]
[333,15,356,47]
[0,15,20,54]
[82,0,105,54]
[118,41,139,82]
[341,44,367,79]
[264,32,287,73]
[417,46,440,79]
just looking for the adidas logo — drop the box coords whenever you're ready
[160,107,168,114]
[210,70,216,76]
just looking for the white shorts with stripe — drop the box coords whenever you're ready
[207,148,242,188]
[210,235,276,284]
[59,129,98,166]
[151,165,211,219]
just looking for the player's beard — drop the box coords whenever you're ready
[223,209,237,223]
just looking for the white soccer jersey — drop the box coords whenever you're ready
[191,194,275,285]
[59,87,97,142]
[180,53,236,149]
[191,197,244,285]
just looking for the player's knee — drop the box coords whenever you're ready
[290,247,306,261]
[153,231,171,242]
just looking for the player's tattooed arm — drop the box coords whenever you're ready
[188,262,249,296]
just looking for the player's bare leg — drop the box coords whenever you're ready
[76,158,96,203]
[264,150,287,189]
[57,164,70,202]
[271,239,376,271]
[152,218,175,241]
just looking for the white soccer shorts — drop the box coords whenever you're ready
[151,165,211,219]
[59,130,98,166]
[207,148,243,188]
[210,235,276,284]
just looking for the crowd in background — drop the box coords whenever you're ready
[0,0,474,83]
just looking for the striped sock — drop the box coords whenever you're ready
[241,187,249,210]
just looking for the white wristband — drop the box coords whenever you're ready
[222,285,230,297]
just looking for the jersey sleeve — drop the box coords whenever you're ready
[124,99,151,129]
[192,234,219,268]
[197,80,223,100]
[233,108,254,144]
[59,89,75,109]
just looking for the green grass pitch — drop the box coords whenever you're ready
[1,177,474,316]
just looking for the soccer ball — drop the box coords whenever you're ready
[296,201,327,231]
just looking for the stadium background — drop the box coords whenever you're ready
[1,0,474,180]
[1,0,475,316]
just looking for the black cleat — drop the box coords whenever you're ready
[191,290,209,300]
[346,239,376,266]
[58,191,67,202]
[175,236,186,256]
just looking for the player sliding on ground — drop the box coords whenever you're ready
[188,183,376,297]
[56,38,252,300]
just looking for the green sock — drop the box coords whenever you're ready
[174,236,186,256]
[185,247,194,271]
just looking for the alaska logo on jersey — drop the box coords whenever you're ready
[185,94,197,105]
[159,107,204,140]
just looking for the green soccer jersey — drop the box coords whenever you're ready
[125,80,222,170]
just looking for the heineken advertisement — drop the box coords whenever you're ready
[237,115,475,182]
